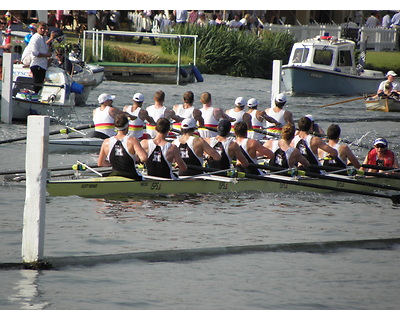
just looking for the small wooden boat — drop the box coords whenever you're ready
[282,34,385,95]
[365,97,400,112]
[97,62,195,85]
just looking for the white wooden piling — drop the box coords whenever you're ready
[22,116,50,264]
[1,53,14,124]
[271,60,282,107]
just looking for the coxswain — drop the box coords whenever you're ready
[271,123,310,169]
[265,93,294,133]
[91,93,126,139]
[226,97,252,133]
[204,119,249,171]
[172,91,204,131]
[198,92,235,138]
[140,118,187,179]
[246,98,279,140]
[234,121,274,175]
[363,138,399,173]
[97,114,148,180]
[146,90,181,138]
[291,117,337,173]
[318,124,360,169]
[123,93,155,139]
[172,118,221,176]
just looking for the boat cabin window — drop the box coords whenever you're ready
[313,49,333,66]
[292,48,309,63]
[337,50,353,67]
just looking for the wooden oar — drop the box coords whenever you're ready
[187,165,400,204]
[0,124,94,145]
[318,95,372,108]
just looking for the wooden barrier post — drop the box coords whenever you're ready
[271,60,282,107]
[21,115,50,264]
[1,52,14,124]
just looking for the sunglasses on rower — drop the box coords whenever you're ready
[375,144,387,149]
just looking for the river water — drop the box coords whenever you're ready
[1,74,400,310]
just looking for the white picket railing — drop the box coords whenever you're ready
[263,23,397,51]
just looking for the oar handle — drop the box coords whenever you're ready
[361,164,397,171]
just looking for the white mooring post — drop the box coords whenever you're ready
[22,115,50,264]
[1,52,14,124]
[271,60,282,107]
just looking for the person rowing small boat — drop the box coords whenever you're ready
[97,114,148,180]
[318,124,360,169]
[140,118,187,179]
[234,121,274,175]
[271,123,310,169]
[172,118,221,176]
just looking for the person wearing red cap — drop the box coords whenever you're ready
[363,138,399,172]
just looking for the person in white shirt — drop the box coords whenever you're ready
[28,21,56,93]
[365,11,380,28]
[377,70,400,94]
[382,11,392,28]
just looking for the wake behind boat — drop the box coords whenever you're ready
[281,34,385,96]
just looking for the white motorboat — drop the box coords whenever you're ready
[281,34,385,95]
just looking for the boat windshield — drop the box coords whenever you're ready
[313,49,334,66]
[292,48,309,63]
[337,50,353,67]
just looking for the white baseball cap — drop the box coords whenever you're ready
[386,70,397,77]
[275,93,287,103]
[247,98,259,108]
[235,97,246,107]
[133,93,144,102]
[305,114,314,122]
[98,93,115,104]
[181,118,196,129]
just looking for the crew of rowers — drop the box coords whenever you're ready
[96,90,399,180]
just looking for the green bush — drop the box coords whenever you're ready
[161,24,295,78]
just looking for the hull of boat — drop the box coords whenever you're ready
[282,66,384,96]
[49,137,103,153]
[47,174,394,198]
[11,100,75,122]
[365,97,400,112]
[73,64,104,106]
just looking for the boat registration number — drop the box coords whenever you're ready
[310,73,323,79]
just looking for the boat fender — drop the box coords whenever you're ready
[70,81,84,95]
[179,67,188,78]
[193,65,204,82]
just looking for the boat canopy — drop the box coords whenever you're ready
[287,34,357,75]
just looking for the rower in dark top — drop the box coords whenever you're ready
[291,117,337,173]
[172,118,221,176]
[204,119,249,172]
[140,118,187,179]
[234,121,274,175]
[97,113,148,180]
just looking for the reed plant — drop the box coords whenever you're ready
[160,24,295,78]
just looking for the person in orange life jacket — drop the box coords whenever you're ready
[90,93,136,139]
[226,97,253,132]
[271,123,310,169]
[233,121,274,175]
[318,124,360,169]
[291,117,337,173]
[363,138,399,173]
[97,114,148,180]
[123,92,155,139]
[204,119,249,171]
[264,93,294,132]
[140,118,187,179]
[172,91,204,130]
[172,118,221,176]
